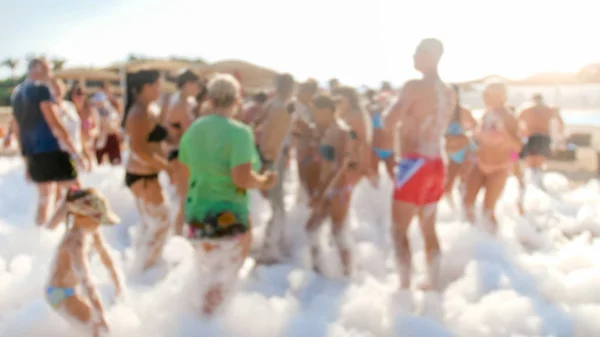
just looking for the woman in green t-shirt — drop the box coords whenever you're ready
[178,73,276,315]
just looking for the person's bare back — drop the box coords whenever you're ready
[48,233,86,288]
[403,79,454,156]
[256,96,293,163]
[519,104,559,136]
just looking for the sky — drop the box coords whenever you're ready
[0,0,599,86]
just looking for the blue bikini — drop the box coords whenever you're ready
[372,113,394,160]
[446,121,476,164]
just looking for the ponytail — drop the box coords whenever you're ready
[122,73,135,128]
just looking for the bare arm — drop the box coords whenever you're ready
[69,240,105,315]
[89,108,100,138]
[311,132,358,204]
[171,103,195,133]
[251,101,271,129]
[126,113,169,171]
[345,114,371,175]
[229,126,269,189]
[552,108,566,133]
[502,114,522,152]
[382,81,416,140]
[231,163,268,189]
[462,108,478,131]
[92,232,122,296]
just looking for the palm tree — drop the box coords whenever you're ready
[51,58,67,71]
[1,58,20,79]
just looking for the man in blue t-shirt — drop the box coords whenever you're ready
[11,57,83,225]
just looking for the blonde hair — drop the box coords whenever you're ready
[206,73,240,108]
[484,82,508,101]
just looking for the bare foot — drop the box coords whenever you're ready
[417,280,437,292]
[517,203,525,215]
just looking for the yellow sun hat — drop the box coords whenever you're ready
[67,187,121,225]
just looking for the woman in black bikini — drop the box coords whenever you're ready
[164,70,201,235]
[122,70,173,273]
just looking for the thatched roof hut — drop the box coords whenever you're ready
[106,60,192,73]
[54,68,120,81]
[191,60,278,91]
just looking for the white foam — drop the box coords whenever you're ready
[0,156,599,336]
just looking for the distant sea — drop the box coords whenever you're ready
[471,109,600,127]
[460,83,600,126]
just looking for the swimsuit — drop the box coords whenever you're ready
[124,124,168,187]
[46,287,76,309]
[521,134,552,158]
[371,113,394,160]
[446,120,473,164]
[374,148,394,160]
[393,84,448,206]
[393,153,445,205]
[475,111,514,174]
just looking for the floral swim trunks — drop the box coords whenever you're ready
[186,200,250,239]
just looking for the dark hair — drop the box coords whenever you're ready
[66,187,91,202]
[122,70,160,127]
[365,89,376,103]
[176,69,200,89]
[28,57,47,72]
[380,81,392,91]
[275,73,295,95]
[66,82,86,102]
[299,79,318,97]
[452,84,461,121]
[328,78,339,88]
[253,92,268,104]
[313,95,336,113]
[196,84,208,103]
[333,86,366,114]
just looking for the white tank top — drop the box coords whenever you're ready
[58,101,82,153]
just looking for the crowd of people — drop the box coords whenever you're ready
[2,38,566,336]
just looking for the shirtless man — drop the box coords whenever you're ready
[383,39,456,290]
[254,73,296,262]
[518,93,565,187]
[292,79,319,202]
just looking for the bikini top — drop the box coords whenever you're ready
[372,113,384,129]
[147,124,169,143]
[318,129,358,162]
[446,120,463,136]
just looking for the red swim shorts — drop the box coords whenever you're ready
[393,153,445,206]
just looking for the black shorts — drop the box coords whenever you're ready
[521,134,552,158]
[27,151,78,183]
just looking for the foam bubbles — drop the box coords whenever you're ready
[0,157,598,336]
